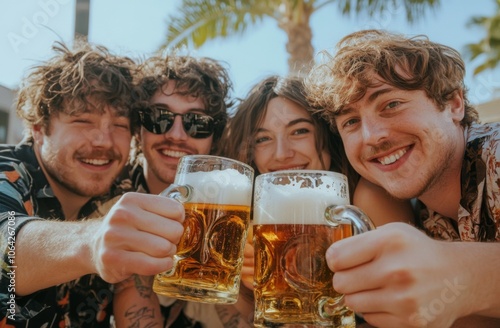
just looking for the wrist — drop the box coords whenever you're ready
[79,219,101,275]
[448,242,496,318]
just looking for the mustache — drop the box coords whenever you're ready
[366,140,394,157]
[75,149,123,161]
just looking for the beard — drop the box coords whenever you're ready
[142,151,178,187]
[41,145,122,198]
[376,133,458,200]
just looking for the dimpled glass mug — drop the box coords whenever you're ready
[153,155,254,304]
[253,170,375,327]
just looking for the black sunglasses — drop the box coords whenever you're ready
[138,104,215,139]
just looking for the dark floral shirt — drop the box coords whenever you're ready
[419,123,500,241]
[0,143,118,327]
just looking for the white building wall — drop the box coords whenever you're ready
[0,85,24,144]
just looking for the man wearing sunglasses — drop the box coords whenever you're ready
[132,54,230,196]
[113,54,254,328]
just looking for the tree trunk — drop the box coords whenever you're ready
[279,9,314,76]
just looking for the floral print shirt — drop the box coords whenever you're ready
[419,122,500,241]
[0,143,119,327]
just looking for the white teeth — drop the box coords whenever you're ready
[161,150,188,158]
[378,149,407,165]
[82,159,110,166]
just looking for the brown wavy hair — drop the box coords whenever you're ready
[219,75,359,198]
[16,39,138,140]
[305,29,479,129]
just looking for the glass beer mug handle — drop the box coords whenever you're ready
[324,205,376,234]
[160,184,194,203]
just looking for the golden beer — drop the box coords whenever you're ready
[153,155,254,304]
[253,171,372,327]
[254,223,354,327]
[154,202,251,303]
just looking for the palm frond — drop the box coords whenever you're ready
[158,0,443,73]
[160,0,276,51]
[466,16,488,27]
[473,56,500,75]
[334,0,440,23]
[464,0,500,75]
[464,42,488,61]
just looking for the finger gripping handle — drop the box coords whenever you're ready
[160,184,194,203]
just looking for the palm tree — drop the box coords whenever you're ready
[160,0,441,75]
[74,0,91,37]
[464,0,500,75]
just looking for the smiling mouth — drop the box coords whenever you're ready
[377,148,407,165]
[81,158,111,166]
[161,149,188,158]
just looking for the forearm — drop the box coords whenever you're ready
[114,275,162,328]
[15,219,97,295]
[452,242,500,318]
[215,284,254,327]
[234,283,254,323]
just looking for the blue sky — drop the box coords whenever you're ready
[1,0,498,105]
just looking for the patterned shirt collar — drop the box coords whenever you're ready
[11,142,112,219]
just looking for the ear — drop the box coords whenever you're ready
[32,124,45,145]
[447,90,465,123]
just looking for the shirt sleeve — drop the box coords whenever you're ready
[485,126,500,229]
[0,167,42,323]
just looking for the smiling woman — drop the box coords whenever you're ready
[252,95,332,173]
[219,75,355,187]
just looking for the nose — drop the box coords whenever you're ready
[164,115,188,141]
[361,116,390,146]
[85,121,114,149]
[274,136,294,161]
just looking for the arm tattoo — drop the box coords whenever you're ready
[133,275,154,298]
[124,305,159,328]
[114,275,154,298]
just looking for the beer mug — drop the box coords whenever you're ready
[153,155,254,304]
[253,170,375,327]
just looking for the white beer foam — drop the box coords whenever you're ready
[254,182,348,225]
[179,169,252,205]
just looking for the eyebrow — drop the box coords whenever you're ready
[368,87,393,102]
[337,87,394,116]
[256,117,314,133]
[287,117,314,127]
